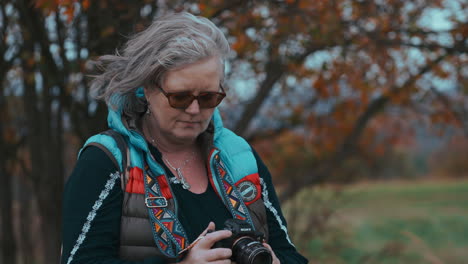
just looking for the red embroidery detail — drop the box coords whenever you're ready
[156,174,173,199]
[125,167,145,194]
[207,149,223,200]
[158,240,167,250]
[173,233,186,247]
[236,215,247,220]
[163,221,174,230]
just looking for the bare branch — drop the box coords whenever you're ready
[430,86,468,137]
[209,0,246,19]
[55,9,70,73]
[339,53,447,159]
[0,3,15,81]
[0,3,8,44]
[232,35,348,137]
[233,57,285,137]
[16,0,65,88]
[279,52,449,202]
[246,95,319,141]
[377,39,468,54]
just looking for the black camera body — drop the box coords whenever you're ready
[213,219,272,264]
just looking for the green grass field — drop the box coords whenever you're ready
[283,179,468,264]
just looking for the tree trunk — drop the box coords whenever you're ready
[0,85,17,263]
[0,162,17,264]
[37,190,62,263]
[234,60,284,137]
[16,3,64,262]
[17,175,35,264]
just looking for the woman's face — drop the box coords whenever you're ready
[145,56,222,145]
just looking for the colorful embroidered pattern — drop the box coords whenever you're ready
[144,170,188,258]
[213,153,253,225]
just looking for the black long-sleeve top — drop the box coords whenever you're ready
[61,144,308,264]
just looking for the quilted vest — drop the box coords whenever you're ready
[81,109,269,261]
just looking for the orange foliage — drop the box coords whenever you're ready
[232,34,248,53]
[313,75,329,98]
[28,0,466,185]
[253,131,315,184]
[34,0,86,22]
[82,0,89,10]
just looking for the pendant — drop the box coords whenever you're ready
[176,168,191,190]
[169,177,180,184]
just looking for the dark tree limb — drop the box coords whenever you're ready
[278,53,450,202]
[232,37,347,137]
[234,58,285,137]
[209,0,246,19]
[430,86,468,137]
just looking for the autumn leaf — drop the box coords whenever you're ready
[82,0,90,10]
[313,75,329,98]
[231,34,247,53]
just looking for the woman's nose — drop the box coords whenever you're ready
[185,98,200,114]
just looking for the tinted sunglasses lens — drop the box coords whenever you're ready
[198,93,225,108]
[168,93,194,108]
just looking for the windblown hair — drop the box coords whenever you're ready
[89,12,230,118]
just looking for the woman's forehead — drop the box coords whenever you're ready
[163,57,222,91]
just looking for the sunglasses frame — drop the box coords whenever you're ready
[158,84,226,109]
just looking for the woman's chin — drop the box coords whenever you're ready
[172,130,201,143]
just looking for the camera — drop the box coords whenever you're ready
[212,219,272,264]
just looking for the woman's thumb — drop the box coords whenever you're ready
[203,221,216,235]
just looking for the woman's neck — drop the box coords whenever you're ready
[142,118,197,154]
[153,137,198,155]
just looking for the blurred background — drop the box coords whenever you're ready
[0,0,467,263]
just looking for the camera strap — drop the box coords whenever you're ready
[88,130,190,259]
[90,130,259,259]
[143,148,257,259]
[143,155,190,259]
[208,149,256,229]
[143,147,258,259]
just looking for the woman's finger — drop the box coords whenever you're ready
[200,221,216,237]
[263,242,272,251]
[209,260,231,264]
[198,229,232,248]
[263,243,280,264]
[205,247,232,261]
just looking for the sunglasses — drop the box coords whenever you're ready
[158,85,226,109]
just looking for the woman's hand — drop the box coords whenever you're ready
[179,222,233,264]
[263,243,280,264]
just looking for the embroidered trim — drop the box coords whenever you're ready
[66,171,120,264]
[260,178,295,247]
[212,152,254,226]
[144,168,188,258]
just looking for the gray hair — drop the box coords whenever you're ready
[89,12,230,118]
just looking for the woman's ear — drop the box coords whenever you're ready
[144,86,154,101]
[136,86,145,98]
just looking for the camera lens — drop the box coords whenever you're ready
[250,251,273,264]
[232,237,272,264]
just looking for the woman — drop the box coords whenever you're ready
[62,12,308,264]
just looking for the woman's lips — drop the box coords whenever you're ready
[180,121,201,123]
[179,121,201,126]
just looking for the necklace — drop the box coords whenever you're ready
[144,119,194,190]
[164,154,194,190]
